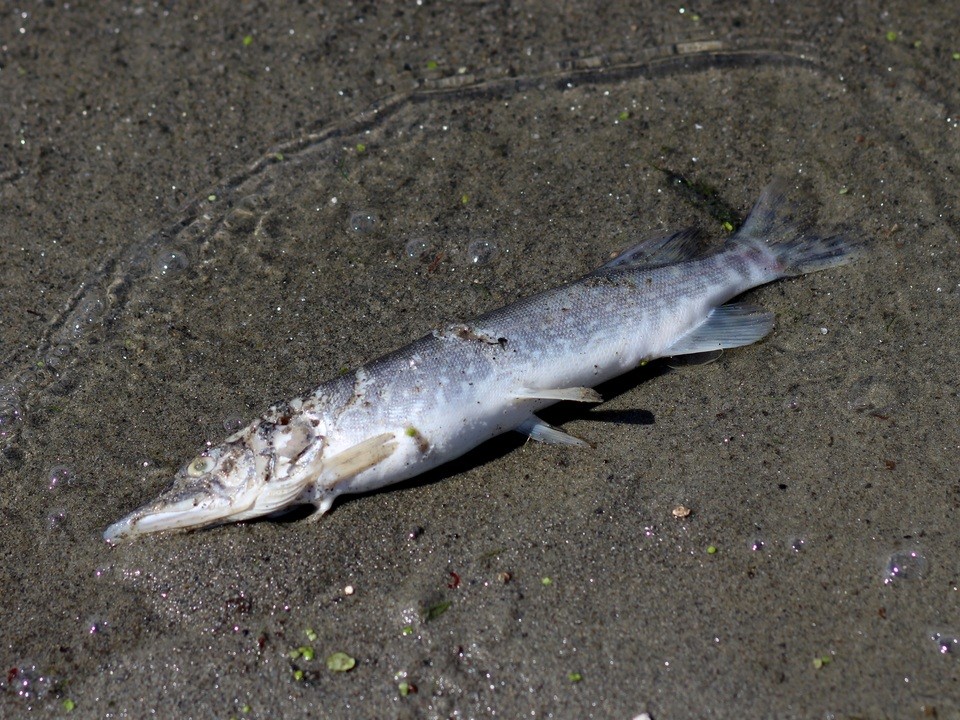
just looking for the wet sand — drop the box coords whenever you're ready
[2,2,959,718]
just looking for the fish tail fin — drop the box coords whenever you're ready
[735,178,864,277]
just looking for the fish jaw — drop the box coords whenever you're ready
[102,481,257,541]
[102,473,310,541]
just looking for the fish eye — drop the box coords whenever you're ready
[187,455,216,477]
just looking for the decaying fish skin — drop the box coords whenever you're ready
[103,180,860,541]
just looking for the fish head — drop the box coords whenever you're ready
[104,415,322,542]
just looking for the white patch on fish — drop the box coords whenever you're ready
[104,179,862,541]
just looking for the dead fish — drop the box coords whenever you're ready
[104,180,860,541]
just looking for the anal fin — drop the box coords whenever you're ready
[513,386,603,403]
[515,416,590,447]
[667,302,774,356]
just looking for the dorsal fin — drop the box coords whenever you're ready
[593,228,716,273]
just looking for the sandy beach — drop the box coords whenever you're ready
[2,2,958,717]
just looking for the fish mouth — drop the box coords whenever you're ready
[104,471,313,542]
[103,486,251,542]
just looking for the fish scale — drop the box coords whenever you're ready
[104,180,860,540]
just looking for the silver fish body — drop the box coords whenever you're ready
[104,181,859,540]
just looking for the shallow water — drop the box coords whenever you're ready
[2,3,959,718]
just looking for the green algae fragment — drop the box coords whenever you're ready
[327,651,356,672]
[460,193,470,205]
[954,52,960,60]
[356,143,366,153]
[839,186,849,195]
[398,682,412,696]
[241,705,251,714]
[305,628,318,642]
[721,221,734,232]
[242,35,253,47]
[293,669,304,681]
[402,625,414,636]
[706,545,718,555]
[405,427,418,437]
[207,194,217,202]
[426,60,438,70]
[291,644,315,660]
[541,577,553,586]
[812,655,832,669]
[885,31,897,42]
[62,699,76,711]
[618,110,630,121]
[568,672,583,682]
[425,600,451,621]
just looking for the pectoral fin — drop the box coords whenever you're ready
[515,416,591,447]
[302,432,399,522]
[513,386,603,403]
[325,432,399,486]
